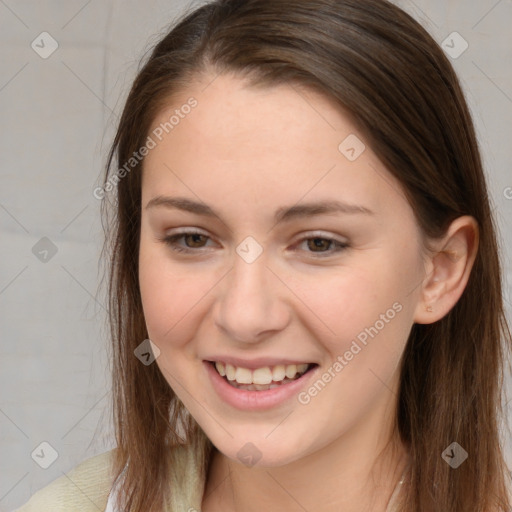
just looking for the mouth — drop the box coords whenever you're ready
[207,360,317,391]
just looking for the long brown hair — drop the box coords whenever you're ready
[100,0,512,510]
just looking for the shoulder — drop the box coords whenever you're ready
[15,449,117,512]
[166,440,209,511]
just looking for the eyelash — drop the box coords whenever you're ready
[159,230,349,258]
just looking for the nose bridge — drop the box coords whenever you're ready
[214,245,288,343]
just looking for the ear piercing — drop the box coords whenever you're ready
[426,305,433,312]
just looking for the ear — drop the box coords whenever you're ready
[414,215,479,324]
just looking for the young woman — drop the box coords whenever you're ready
[17,0,512,511]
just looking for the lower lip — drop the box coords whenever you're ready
[204,361,318,411]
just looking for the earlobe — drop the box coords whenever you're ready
[414,216,479,325]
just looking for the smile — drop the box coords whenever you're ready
[210,361,314,391]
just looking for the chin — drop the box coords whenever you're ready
[210,435,312,469]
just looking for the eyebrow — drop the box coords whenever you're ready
[145,196,374,223]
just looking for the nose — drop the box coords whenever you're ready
[213,251,291,345]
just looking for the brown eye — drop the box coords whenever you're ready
[295,235,349,258]
[306,237,333,252]
[183,233,208,248]
[161,231,213,254]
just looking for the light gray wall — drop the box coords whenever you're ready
[1,1,511,510]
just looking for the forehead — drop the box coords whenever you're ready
[141,73,407,219]
[147,73,352,160]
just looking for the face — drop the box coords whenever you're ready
[138,73,427,467]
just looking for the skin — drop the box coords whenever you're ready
[138,72,478,512]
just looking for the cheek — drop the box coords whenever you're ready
[139,239,230,358]
[294,270,411,419]
[293,266,399,337]
[138,243,214,349]
[291,252,418,366]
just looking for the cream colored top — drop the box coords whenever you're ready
[15,442,407,511]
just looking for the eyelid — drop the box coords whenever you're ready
[292,230,348,244]
[167,227,208,236]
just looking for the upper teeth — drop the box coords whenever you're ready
[214,362,309,385]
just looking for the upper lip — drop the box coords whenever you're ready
[205,356,316,369]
